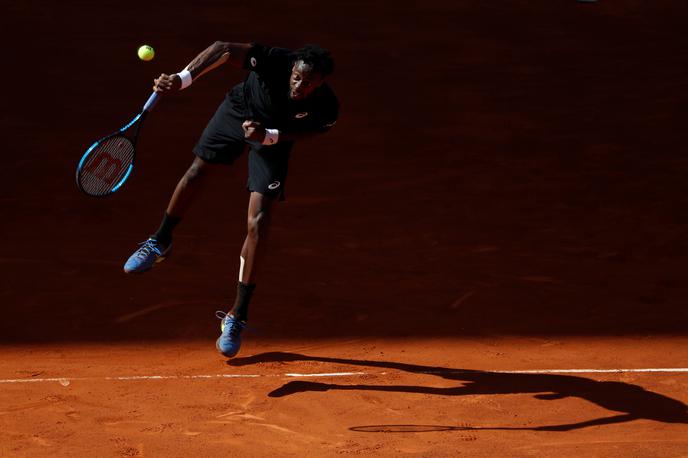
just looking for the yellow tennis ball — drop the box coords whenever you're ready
[137,45,155,61]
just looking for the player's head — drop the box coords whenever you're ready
[289,44,334,101]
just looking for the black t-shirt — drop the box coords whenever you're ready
[226,44,339,134]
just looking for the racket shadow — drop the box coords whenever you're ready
[230,352,688,431]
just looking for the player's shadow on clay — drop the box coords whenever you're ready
[229,352,688,431]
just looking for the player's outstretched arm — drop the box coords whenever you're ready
[185,41,252,78]
[152,42,252,93]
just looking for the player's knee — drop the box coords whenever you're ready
[184,162,207,182]
[247,216,260,241]
[247,211,268,242]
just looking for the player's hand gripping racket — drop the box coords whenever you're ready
[76,92,160,197]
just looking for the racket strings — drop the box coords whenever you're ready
[79,136,135,196]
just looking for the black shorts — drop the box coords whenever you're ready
[192,94,293,200]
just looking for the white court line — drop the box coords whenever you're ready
[285,372,366,377]
[105,374,262,381]
[501,368,688,374]
[1,368,688,385]
[422,368,688,375]
[0,372,365,385]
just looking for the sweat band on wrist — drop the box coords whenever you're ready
[177,69,193,90]
[262,128,279,145]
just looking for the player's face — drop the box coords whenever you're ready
[289,61,324,101]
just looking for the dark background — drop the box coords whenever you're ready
[2,1,688,342]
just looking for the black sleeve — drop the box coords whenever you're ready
[282,88,339,134]
[313,90,339,133]
[316,100,339,133]
[243,43,293,76]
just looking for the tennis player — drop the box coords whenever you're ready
[122,42,339,357]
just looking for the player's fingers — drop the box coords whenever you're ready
[155,74,174,88]
[154,82,174,93]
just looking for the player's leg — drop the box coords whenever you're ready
[122,157,219,274]
[216,143,290,357]
[152,156,218,246]
[239,191,277,284]
[233,191,278,318]
[123,97,246,274]
[216,191,277,357]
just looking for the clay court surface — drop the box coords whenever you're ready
[3,1,688,456]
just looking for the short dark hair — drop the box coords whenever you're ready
[294,44,334,77]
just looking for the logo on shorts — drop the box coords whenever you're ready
[250,57,257,67]
[268,181,281,190]
[295,112,309,119]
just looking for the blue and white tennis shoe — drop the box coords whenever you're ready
[215,312,246,358]
[123,238,172,274]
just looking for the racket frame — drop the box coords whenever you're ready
[76,92,159,197]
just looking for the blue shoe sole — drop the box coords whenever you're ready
[123,244,172,274]
[216,337,240,358]
[123,253,169,274]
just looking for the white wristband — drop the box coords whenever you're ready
[262,128,279,145]
[177,69,193,90]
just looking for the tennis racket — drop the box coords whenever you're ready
[76,91,160,197]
